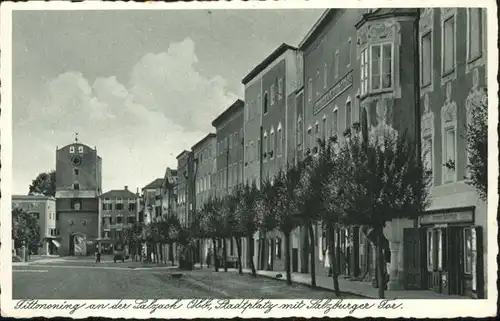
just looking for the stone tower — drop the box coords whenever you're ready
[55,134,102,256]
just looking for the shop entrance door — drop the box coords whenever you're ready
[403,228,426,290]
[446,226,465,296]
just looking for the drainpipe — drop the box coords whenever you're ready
[414,9,422,229]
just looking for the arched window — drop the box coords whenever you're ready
[270,127,275,159]
[263,131,268,159]
[332,106,339,137]
[277,123,283,156]
[316,70,320,97]
[297,116,303,147]
[345,97,352,129]
[263,92,269,114]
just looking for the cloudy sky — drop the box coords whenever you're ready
[12,9,323,194]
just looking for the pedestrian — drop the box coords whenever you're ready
[95,248,101,263]
[206,248,212,268]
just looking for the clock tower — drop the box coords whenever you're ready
[55,134,102,256]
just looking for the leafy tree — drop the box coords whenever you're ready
[29,170,56,197]
[221,186,243,273]
[258,165,302,286]
[308,136,345,296]
[339,126,431,299]
[235,182,260,276]
[466,94,487,201]
[12,207,41,256]
[199,196,224,272]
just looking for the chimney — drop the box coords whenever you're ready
[124,185,128,191]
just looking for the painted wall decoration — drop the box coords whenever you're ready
[421,93,435,182]
[369,98,399,150]
[441,82,458,183]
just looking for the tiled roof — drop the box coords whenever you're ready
[143,178,163,190]
[100,189,137,198]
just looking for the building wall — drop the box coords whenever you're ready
[243,79,262,187]
[417,8,488,298]
[215,108,244,197]
[176,153,190,226]
[193,136,216,209]
[101,192,139,240]
[58,211,99,256]
[55,144,101,193]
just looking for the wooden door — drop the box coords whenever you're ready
[446,227,465,295]
[403,227,426,290]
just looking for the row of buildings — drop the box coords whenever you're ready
[145,8,487,299]
[12,8,488,300]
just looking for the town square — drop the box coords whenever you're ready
[5,7,489,303]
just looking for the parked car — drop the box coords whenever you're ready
[113,243,126,263]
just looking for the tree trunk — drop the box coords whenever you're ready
[200,239,204,269]
[223,238,228,272]
[159,243,164,264]
[327,223,341,297]
[236,237,243,275]
[212,238,219,272]
[248,235,257,277]
[284,231,292,285]
[376,230,385,299]
[171,243,175,266]
[308,224,317,289]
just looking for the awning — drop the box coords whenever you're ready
[51,240,61,248]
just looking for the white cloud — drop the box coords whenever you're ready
[13,37,238,193]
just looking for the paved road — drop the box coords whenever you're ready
[13,258,349,300]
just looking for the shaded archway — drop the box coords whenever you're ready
[69,232,87,256]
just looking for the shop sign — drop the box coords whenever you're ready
[313,71,353,115]
[419,210,474,225]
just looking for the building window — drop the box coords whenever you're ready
[263,131,268,159]
[316,70,320,97]
[464,228,473,274]
[467,8,483,62]
[116,198,124,210]
[323,63,328,89]
[334,50,339,78]
[276,237,282,259]
[370,43,393,92]
[322,116,327,141]
[263,92,269,114]
[442,15,456,75]
[73,183,79,190]
[69,146,75,153]
[71,199,81,211]
[271,84,276,106]
[278,78,283,100]
[421,31,433,87]
[332,108,339,137]
[345,98,352,129]
[128,201,136,212]
[270,128,275,159]
[73,168,79,175]
[297,117,303,147]
[277,126,283,157]
[308,78,312,102]
[427,229,434,270]
[116,216,123,224]
[307,126,313,152]
[347,38,352,66]
[360,48,369,95]
[443,127,456,183]
[103,198,111,210]
[78,146,84,153]
[229,134,233,149]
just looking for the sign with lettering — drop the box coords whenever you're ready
[419,211,474,225]
[313,71,353,115]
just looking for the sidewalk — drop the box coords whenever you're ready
[193,264,466,299]
[238,268,466,299]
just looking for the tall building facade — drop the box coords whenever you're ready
[192,133,217,210]
[161,167,178,216]
[98,186,139,252]
[12,195,57,255]
[141,178,163,225]
[212,99,244,262]
[55,139,102,256]
[413,7,488,299]
[241,44,302,273]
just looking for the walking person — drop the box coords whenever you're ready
[95,247,101,264]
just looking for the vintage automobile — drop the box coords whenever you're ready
[113,243,126,263]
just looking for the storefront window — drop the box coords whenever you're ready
[464,228,473,274]
[427,229,434,270]
[437,229,443,269]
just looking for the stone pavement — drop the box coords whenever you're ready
[238,268,467,299]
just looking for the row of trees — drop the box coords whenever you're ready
[167,124,432,299]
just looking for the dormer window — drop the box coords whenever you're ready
[78,146,84,153]
[69,146,75,153]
